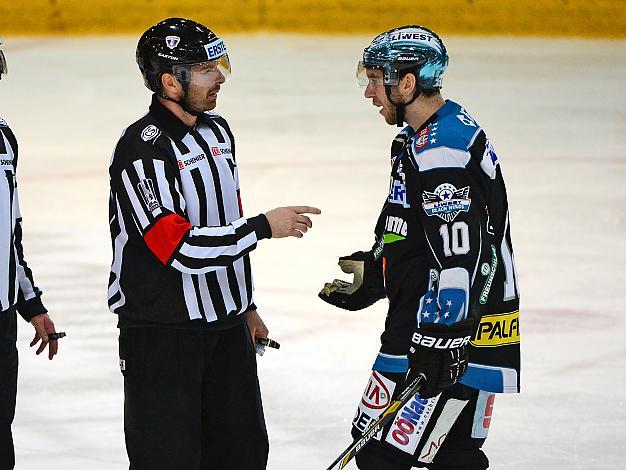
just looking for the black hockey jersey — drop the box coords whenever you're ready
[374,100,520,393]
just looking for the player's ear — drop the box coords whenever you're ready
[401,72,417,97]
[160,72,181,99]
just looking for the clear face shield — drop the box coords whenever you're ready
[356,60,398,87]
[172,54,231,89]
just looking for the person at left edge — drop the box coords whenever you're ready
[108,18,320,470]
[0,37,61,470]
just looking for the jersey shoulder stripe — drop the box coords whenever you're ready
[410,100,482,172]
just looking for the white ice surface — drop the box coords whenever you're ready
[1,35,625,469]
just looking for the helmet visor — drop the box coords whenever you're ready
[0,50,7,79]
[216,54,231,80]
[184,54,232,87]
[356,60,390,87]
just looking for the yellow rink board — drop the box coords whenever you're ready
[0,0,624,37]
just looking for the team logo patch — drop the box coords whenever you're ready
[137,178,161,213]
[471,310,520,348]
[414,127,430,150]
[165,35,181,50]
[385,394,439,454]
[422,183,471,222]
[141,125,160,142]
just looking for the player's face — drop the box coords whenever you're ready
[363,69,397,125]
[183,57,230,113]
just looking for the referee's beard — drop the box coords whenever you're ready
[183,84,220,115]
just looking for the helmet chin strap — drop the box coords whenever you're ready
[160,67,202,117]
[161,89,202,117]
[385,84,422,127]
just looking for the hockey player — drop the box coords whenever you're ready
[0,38,62,469]
[320,26,520,469]
[109,18,320,470]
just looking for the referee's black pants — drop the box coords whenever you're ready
[119,320,269,470]
[0,311,18,470]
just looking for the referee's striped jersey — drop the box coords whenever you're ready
[108,96,271,328]
[0,117,47,320]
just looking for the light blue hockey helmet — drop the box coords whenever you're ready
[357,25,448,91]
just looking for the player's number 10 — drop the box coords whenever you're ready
[439,221,469,257]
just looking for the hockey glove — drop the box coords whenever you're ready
[407,319,474,398]
[318,251,385,311]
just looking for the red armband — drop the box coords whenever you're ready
[144,213,192,264]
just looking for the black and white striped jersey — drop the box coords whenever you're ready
[0,118,47,320]
[108,96,271,328]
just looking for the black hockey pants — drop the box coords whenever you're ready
[0,311,17,470]
[119,321,268,470]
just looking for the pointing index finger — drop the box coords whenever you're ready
[292,206,321,215]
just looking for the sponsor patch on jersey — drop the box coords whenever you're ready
[384,216,407,244]
[0,158,12,167]
[389,179,410,208]
[177,153,206,171]
[165,35,180,50]
[353,372,397,438]
[361,371,395,410]
[422,183,471,222]
[385,394,439,454]
[471,391,495,439]
[141,125,160,142]
[137,178,161,213]
[210,146,232,157]
[481,263,491,276]
[417,399,468,463]
[471,310,520,347]
[479,245,498,304]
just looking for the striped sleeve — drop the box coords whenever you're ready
[8,139,47,321]
[111,143,270,274]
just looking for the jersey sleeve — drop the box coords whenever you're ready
[109,137,271,275]
[4,129,48,321]
[411,141,485,326]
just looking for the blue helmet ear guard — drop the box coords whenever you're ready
[361,25,448,91]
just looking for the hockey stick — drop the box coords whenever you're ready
[325,373,426,470]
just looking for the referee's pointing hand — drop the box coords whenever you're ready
[264,206,321,238]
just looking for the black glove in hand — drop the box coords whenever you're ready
[318,251,385,311]
[407,319,474,399]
